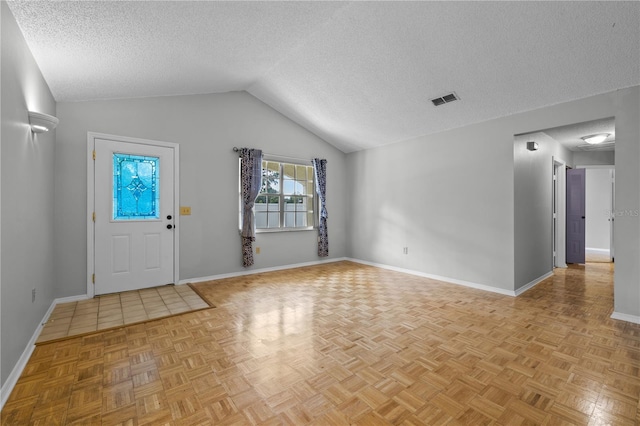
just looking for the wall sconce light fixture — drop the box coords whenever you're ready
[526,141,539,151]
[28,111,59,133]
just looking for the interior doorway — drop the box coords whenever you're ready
[520,117,616,268]
[581,166,615,263]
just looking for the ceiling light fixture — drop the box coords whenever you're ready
[581,133,610,145]
[28,111,59,133]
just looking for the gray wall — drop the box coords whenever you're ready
[55,92,347,297]
[346,120,516,292]
[514,132,572,290]
[347,86,640,309]
[612,88,640,318]
[1,3,57,386]
[585,168,613,251]
[573,150,614,166]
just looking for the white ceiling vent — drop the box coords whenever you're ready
[430,92,459,107]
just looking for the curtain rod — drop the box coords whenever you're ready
[232,147,325,164]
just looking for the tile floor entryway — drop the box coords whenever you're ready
[36,284,211,344]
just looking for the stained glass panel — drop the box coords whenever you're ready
[113,153,160,220]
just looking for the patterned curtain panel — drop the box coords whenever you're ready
[240,148,263,267]
[312,158,329,257]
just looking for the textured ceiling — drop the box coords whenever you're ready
[542,117,616,152]
[7,1,640,153]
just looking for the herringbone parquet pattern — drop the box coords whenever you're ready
[1,260,638,425]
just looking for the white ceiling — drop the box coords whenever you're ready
[7,1,640,153]
[542,117,616,152]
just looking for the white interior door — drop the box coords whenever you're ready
[94,137,176,295]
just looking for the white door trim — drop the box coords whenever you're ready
[576,165,615,262]
[87,132,180,298]
[553,157,567,268]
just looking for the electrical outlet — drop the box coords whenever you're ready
[32,289,36,303]
[180,206,191,215]
[255,247,261,254]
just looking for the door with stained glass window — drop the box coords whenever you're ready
[94,138,175,294]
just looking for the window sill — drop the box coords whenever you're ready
[256,227,316,234]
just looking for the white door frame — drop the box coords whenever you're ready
[553,157,567,268]
[87,132,180,298]
[610,168,615,262]
[576,165,615,262]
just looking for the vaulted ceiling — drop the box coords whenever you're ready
[7,1,640,153]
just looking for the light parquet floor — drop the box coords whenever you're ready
[585,251,612,263]
[2,260,639,425]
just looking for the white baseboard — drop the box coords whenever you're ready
[514,271,554,296]
[345,258,517,296]
[0,328,38,410]
[611,311,640,325]
[54,294,91,304]
[586,248,610,255]
[179,257,349,284]
[0,293,90,410]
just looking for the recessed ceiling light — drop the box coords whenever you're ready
[581,133,610,145]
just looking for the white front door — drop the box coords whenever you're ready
[93,136,177,295]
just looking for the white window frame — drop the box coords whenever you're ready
[239,157,317,233]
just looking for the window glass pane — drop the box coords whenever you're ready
[285,211,295,227]
[267,161,279,174]
[296,165,307,180]
[113,153,160,220]
[267,212,280,228]
[283,179,295,195]
[262,162,280,194]
[283,163,295,180]
[255,212,267,228]
[307,182,315,195]
[296,212,307,227]
[284,196,296,211]
[297,197,308,212]
[267,196,280,209]
[295,180,306,195]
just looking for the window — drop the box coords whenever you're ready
[248,160,316,231]
[113,153,160,220]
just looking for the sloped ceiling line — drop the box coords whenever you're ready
[7,1,640,153]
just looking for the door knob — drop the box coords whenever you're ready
[167,224,173,229]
